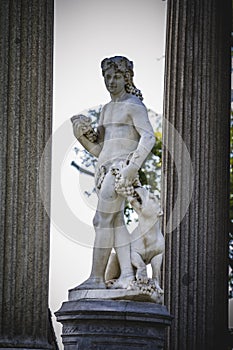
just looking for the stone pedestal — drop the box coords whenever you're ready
[56,299,172,350]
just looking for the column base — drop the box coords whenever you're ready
[56,299,172,350]
[0,348,51,350]
[0,339,53,350]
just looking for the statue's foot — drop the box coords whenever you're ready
[149,278,164,294]
[136,275,149,284]
[136,268,148,284]
[107,274,134,289]
[73,277,106,290]
[105,279,117,288]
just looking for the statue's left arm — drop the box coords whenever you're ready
[120,103,155,182]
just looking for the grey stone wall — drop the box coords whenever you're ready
[162,1,231,349]
[0,0,54,348]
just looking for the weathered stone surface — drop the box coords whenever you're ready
[162,0,231,348]
[0,0,54,348]
[69,287,164,304]
[56,299,172,350]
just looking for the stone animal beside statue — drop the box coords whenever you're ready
[105,172,164,294]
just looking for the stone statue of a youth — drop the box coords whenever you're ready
[71,56,155,289]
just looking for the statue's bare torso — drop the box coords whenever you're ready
[98,96,153,170]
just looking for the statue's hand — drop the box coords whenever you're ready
[71,114,97,142]
[119,163,138,186]
[72,119,85,139]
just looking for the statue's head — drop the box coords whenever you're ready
[101,56,143,100]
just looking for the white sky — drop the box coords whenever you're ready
[50,0,167,347]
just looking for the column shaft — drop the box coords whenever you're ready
[0,0,53,348]
[162,1,231,349]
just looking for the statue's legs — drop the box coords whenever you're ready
[112,211,134,288]
[75,210,114,290]
[95,171,134,288]
[75,170,133,289]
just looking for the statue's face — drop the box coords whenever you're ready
[103,67,125,96]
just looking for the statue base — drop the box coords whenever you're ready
[69,286,164,304]
[55,298,172,350]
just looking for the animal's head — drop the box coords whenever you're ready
[128,187,163,219]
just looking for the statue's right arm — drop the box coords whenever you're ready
[71,108,105,158]
[71,121,102,158]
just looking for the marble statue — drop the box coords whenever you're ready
[71,56,164,295]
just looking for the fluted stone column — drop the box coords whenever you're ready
[0,1,54,348]
[162,1,231,349]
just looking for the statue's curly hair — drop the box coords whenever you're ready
[101,56,143,101]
